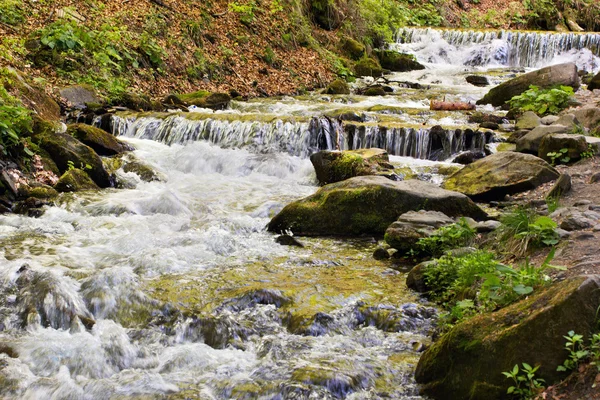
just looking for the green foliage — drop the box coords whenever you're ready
[139,33,166,68]
[0,0,25,26]
[415,218,476,258]
[507,85,575,116]
[0,70,33,155]
[263,46,277,66]
[228,1,257,25]
[546,148,571,166]
[580,144,596,159]
[502,363,545,399]
[545,195,560,213]
[591,333,600,374]
[557,330,589,372]
[496,208,559,256]
[67,160,92,171]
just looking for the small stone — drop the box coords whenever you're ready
[373,247,390,260]
[480,121,499,130]
[574,200,592,206]
[515,111,541,130]
[476,220,501,232]
[593,225,600,231]
[560,216,594,231]
[540,115,560,125]
[556,228,571,239]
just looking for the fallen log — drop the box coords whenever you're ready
[430,100,476,111]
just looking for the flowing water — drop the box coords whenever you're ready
[1,28,599,399]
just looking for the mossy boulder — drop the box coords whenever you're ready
[354,58,383,78]
[363,86,387,96]
[325,79,350,95]
[67,123,133,156]
[34,128,112,188]
[118,92,160,111]
[415,276,600,400]
[1,68,60,121]
[22,184,58,200]
[310,148,394,185]
[341,37,365,60]
[588,71,600,91]
[267,176,487,236]
[443,152,559,201]
[177,91,231,110]
[373,50,425,72]
[54,169,100,192]
[477,63,580,107]
[538,133,588,163]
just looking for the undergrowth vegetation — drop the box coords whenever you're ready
[507,85,575,117]
[0,68,33,156]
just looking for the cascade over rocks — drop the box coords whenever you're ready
[415,276,600,400]
[443,152,560,201]
[310,148,396,185]
[477,63,580,107]
[267,176,487,236]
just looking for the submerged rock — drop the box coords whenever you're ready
[267,176,486,236]
[465,75,489,87]
[415,276,600,400]
[443,152,559,201]
[477,63,580,107]
[275,234,304,247]
[310,148,394,185]
[68,123,134,156]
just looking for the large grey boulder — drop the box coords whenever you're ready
[443,152,559,201]
[515,111,541,130]
[477,63,580,107]
[267,176,487,236]
[384,211,454,253]
[415,276,600,400]
[538,134,588,163]
[515,125,569,154]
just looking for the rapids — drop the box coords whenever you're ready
[1,27,599,399]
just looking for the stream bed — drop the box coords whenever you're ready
[1,28,600,399]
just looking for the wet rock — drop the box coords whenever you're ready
[479,121,498,130]
[54,169,100,193]
[416,276,600,400]
[68,123,134,156]
[275,234,304,247]
[538,134,588,163]
[588,70,600,90]
[478,63,580,107]
[541,115,560,125]
[310,148,394,185]
[218,289,291,312]
[59,85,103,109]
[516,125,569,154]
[546,174,571,199]
[337,112,363,122]
[443,152,559,201]
[177,91,231,110]
[354,57,383,78]
[467,112,506,124]
[406,262,431,292]
[120,92,161,111]
[34,127,112,188]
[363,86,387,96]
[373,50,425,72]
[465,75,489,87]
[325,79,350,95]
[267,176,487,236]
[385,210,454,253]
[373,247,390,260]
[515,111,541,130]
[452,151,485,165]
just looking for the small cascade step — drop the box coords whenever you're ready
[101,113,496,161]
[395,27,600,69]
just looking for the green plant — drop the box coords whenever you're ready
[67,160,92,171]
[0,69,33,155]
[502,363,545,399]
[228,1,257,25]
[496,208,559,256]
[507,85,575,116]
[139,33,166,68]
[557,331,589,372]
[547,148,570,165]
[0,0,25,26]
[263,46,277,66]
[415,218,476,258]
[545,195,560,213]
[581,144,596,159]
[590,333,600,375]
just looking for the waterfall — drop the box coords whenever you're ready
[103,113,493,161]
[395,27,600,70]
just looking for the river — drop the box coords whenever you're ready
[0,28,599,399]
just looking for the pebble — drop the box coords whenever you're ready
[574,200,592,207]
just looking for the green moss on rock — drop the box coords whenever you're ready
[68,123,133,156]
[178,91,231,110]
[55,169,100,192]
[374,50,425,72]
[354,58,383,78]
[341,37,365,60]
[325,79,350,95]
[416,276,600,400]
[267,176,487,236]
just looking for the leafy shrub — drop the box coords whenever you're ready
[496,208,559,256]
[0,0,25,26]
[0,70,33,155]
[228,1,257,25]
[502,363,545,399]
[415,218,476,258]
[507,85,574,116]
